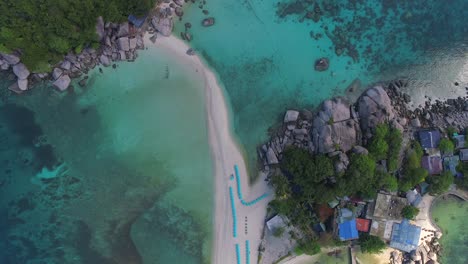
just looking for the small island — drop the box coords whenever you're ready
[257,81,468,264]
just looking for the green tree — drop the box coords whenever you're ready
[270,173,291,199]
[345,153,376,194]
[438,138,455,154]
[359,234,386,254]
[387,127,403,172]
[399,167,428,192]
[368,124,389,161]
[426,171,454,195]
[401,205,420,220]
[376,171,398,191]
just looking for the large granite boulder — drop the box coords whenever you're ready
[12,63,30,79]
[100,55,111,66]
[173,0,184,6]
[118,37,130,51]
[53,75,71,91]
[117,22,129,37]
[312,98,359,153]
[52,68,63,80]
[129,38,137,50]
[17,79,28,91]
[358,86,395,137]
[1,53,20,65]
[152,16,173,36]
[284,110,300,123]
[266,147,279,165]
[96,16,105,41]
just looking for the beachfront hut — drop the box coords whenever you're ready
[367,193,408,221]
[443,155,460,176]
[266,215,287,232]
[459,149,468,162]
[389,219,422,253]
[453,134,466,149]
[356,218,371,233]
[338,219,359,241]
[418,130,441,149]
[406,189,422,207]
[421,156,443,175]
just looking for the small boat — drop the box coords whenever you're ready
[202,17,215,27]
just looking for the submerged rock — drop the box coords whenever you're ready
[202,17,215,27]
[314,58,329,71]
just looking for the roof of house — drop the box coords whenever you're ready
[339,219,359,241]
[443,155,460,176]
[406,189,422,207]
[266,215,287,231]
[390,219,422,253]
[421,155,443,175]
[454,135,466,149]
[369,193,409,221]
[356,218,371,232]
[419,130,441,149]
[460,149,468,161]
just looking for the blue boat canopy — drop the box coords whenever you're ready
[128,14,147,28]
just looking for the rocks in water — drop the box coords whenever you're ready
[149,33,158,43]
[314,57,329,71]
[99,55,111,67]
[78,76,88,87]
[17,79,28,91]
[358,86,395,137]
[284,110,300,123]
[346,78,361,93]
[181,32,192,42]
[175,7,184,17]
[173,0,184,6]
[184,22,192,29]
[202,17,215,27]
[152,17,173,36]
[53,75,71,91]
[12,63,30,80]
[186,49,195,56]
[312,98,359,153]
[203,10,209,15]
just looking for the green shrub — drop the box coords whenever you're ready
[438,138,454,154]
[359,234,386,254]
[401,205,420,220]
[426,171,454,195]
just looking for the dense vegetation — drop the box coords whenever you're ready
[401,205,419,220]
[438,138,455,155]
[0,0,154,71]
[367,124,403,172]
[456,162,468,190]
[426,171,454,195]
[295,239,321,255]
[399,141,428,192]
[358,234,386,254]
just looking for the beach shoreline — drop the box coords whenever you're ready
[146,35,271,264]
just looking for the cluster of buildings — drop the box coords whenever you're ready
[419,129,467,176]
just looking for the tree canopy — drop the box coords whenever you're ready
[399,141,427,192]
[426,171,453,195]
[401,205,419,220]
[359,234,386,254]
[0,0,154,71]
[438,138,455,154]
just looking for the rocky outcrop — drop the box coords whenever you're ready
[53,75,71,91]
[118,37,130,51]
[312,98,360,153]
[1,53,20,65]
[12,63,30,80]
[152,16,173,36]
[284,110,300,123]
[358,85,395,138]
[314,57,329,71]
[202,17,215,27]
[96,16,105,41]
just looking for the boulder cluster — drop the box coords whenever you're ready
[258,85,403,175]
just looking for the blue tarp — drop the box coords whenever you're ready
[419,130,441,149]
[128,14,147,28]
[390,219,421,253]
[338,219,359,241]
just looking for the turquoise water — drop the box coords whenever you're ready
[431,196,468,264]
[176,0,468,175]
[0,45,212,263]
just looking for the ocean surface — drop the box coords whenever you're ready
[431,196,468,264]
[0,45,212,263]
[1,0,468,264]
[176,0,468,176]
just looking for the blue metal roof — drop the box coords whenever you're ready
[128,15,147,28]
[419,130,441,149]
[339,219,359,241]
[390,219,421,252]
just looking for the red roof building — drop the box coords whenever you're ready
[356,218,371,232]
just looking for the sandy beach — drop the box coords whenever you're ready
[146,35,271,264]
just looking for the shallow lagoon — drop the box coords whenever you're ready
[0,44,212,263]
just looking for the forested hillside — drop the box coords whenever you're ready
[0,0,154,72]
